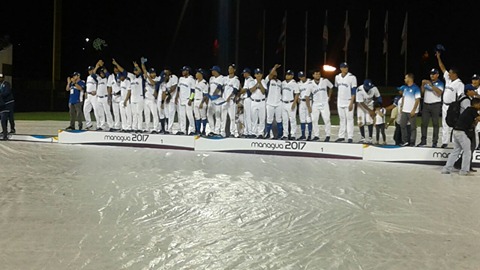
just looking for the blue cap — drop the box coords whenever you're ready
[117,71,127,79]
[340,62,348,68]
[254,68,263,74]
[149,68,156,74]
[285,70,294,76]
[196,68,207,76]
[434,44,446,52]
[71,71,80,77]
[181,66,191,72]
[430,68,439,75]
[363,79,374,90]
[472,74,480,80]
[87,66,95,71]
[210,65,221,73]
[465,84,476,91]
[241,68,251,74]
[298,71,305,78]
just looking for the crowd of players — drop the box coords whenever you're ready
[65,52,480,149]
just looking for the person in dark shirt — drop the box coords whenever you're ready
[0,73,14,140]
[441,98,480,175]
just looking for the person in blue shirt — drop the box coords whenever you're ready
[0,73,15,140]
[65,72,86,130]
[399,73,421,146]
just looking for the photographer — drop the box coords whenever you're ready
[65,72,86,130]
[0,73,15,140]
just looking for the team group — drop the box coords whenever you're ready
[65,52,480,149]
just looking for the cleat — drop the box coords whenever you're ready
[347,138,353,143]
[312,136,320,141]
[324,136,330,142]
[335,138,345,142]
[441,144,448,148]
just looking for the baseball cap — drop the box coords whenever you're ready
[465,84,476,91]
[285,70,294,76]
[241,68,251,74]
[87,65,95,71]
[228,63,236,69]
[472,74,480,80]
[71,72,80,77]
[363,79,374,90]
[196,68,206,76]
[340,62,349,68]
[254,68,263,74]
[298,71,305,78]
[149,68,156,74]
[210,65,221,73]
[430,68,439,75]
[181,66,191,72]
[117,71,127,78]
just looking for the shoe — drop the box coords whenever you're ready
[257,135,264,139]
[347,138,353,143]
[432,143,437,148]
[176,132,185,135]
[401,142,409,147]
[306,136,311,141]
[416,142,426,147]
[188,132,196,136]
[459,171,469,176]
[164,131,170,135]
[1,136,8,141]
[96,128,103,131]
[297,136,306,141]
[312,136,320,141]
[324,136,330,142]
[335,138,345,142]
[358,137,366,143]
[65,126,74,131]
[470,168,477,172]
[9,129,16,134]
[441,169,451,174]
[366,138,373,144]
[441,144,448,148]
[208,132,215,137]
[281,136,288,140]
[151,130,158,134]
[85,125,93,130]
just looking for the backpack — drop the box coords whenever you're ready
[445,95,469,127]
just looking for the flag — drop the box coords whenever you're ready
[276,12,287,54]
[383,11,388,54]
[322,10,328,52]
[400,12,408,55]
[343,11,350,52]
[364,10,370,53]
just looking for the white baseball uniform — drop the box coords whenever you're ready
[119,77,132,130]
[208,74,225,135]
[95,75,114,130]
[281,79,300,139]
[221,75,240,137]
[83,74,100,129]
[166,74,179,133]
[298,79,312,124]
[177,75,196,134]
[335,72,357,140]
[107,73,122,129]
[265,77,282,124]
[311,78,333,138]
[242,76,255,136]
[156,81,168,132]
[144,73,160,132]
[356,85,380,126]
[129,73,144,131]
[250,78,267,137]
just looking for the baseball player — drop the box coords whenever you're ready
[250,68,267,138]
[334,62,357,143]
[112,59,133,132]
[107,64,122,131]
[281,70,300,140]
[164,67,179,134]
[141,62,160,133]
[239,68,255,138]
[175,66,196,135]
[129,62,145,132]
[95,67,114,131]
[436,52,464,148]
[194,68,209,135]
[221,64,240,137]
[310,69,334,141]
[297,71,313,141]
[264,64,283,139]
[356,79,381,144]
[207,65,225,136]
[65,72,85,131]
[156,71,168,133]
[83,60,103,130]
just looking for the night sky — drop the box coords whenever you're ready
[3,0,480,88]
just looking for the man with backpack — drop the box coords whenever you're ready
[441,97,480,176]
[436,52,464,148]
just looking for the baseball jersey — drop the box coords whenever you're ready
[166,74,179,99]
[401,84,421,113]
[443,71,464,104]
[356,85,380,110]
[144,73,160,100]
[130,74,144,103]
[281,80,300,102]
[194,79,209,99]
[120,78,131,99]
[241,76,255,99]
[298,79,312,100]
[265,77,282,106]
[107,73,121,95]
[69,80,85,104]
[223,75,240,100]
[96,76,108,96]
[423,79,444,104]
[209,75,225,96]
[250,79,267,100]
[178,75,196,104]
[311,78,333,105]
[335,72,357,107]
[86,74,98,93]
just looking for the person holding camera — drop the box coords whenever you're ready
[0,73,15,140]
[65,72,86,130]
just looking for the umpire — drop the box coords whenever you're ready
[0,73,15,140]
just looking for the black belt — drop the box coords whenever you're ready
[113,92,121,96]
[282,100,293,103]
[425,102,441,105]
[251,98,265,102]
[98,95,108,98]
[300,98,307,101]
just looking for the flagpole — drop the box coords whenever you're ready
[404,12,408,75]
[304,11,308,73]
[283,11,287,76]
[384,11,389,86]
[344,10,349,62]
[365,10,370,78]
[235,0,240,67]
[323,10,328,65]
[262,10,266,72]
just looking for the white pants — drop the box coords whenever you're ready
[298,101,311,123]
[166,101,177,133]
[120,101,132,130]
[251,99,266,136]
[178,102,195,134]
[194,100,207,120]
[337,105,354,140]
[83,93,100,128]
[112,95,122,129]
[243,98,253,136]
[312,103,331,138]
[131,100,144,131]
[357,106,373,126]
[282,101,297,138]
[207,102,222,134]
[441,103,451,145]
[96,96,114,130]
[221,100,237,137]
[266,103,282,124]
[144,98,159,132]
